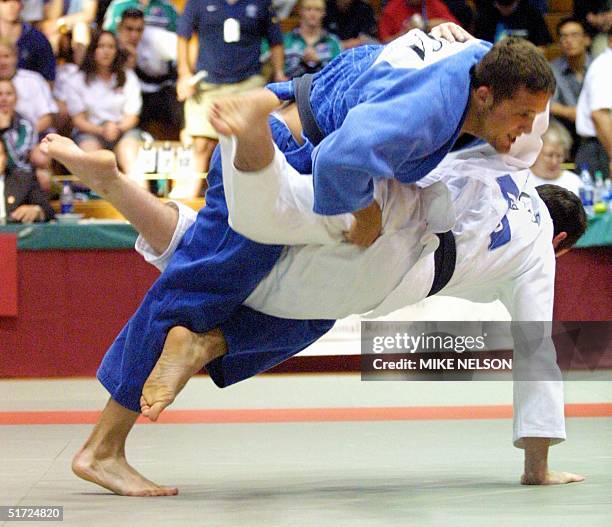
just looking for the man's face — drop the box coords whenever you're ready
[558,22,590,59]
[0,46,17,79]
[0,0,21,24]
[478,86,550,153]
[301,1,325,28]
[0,80,17,114]
[494,0,520,17]
[118,17,145,48]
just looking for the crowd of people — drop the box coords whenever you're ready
[0,0,610,223]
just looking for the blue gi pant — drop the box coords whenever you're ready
[97,118,335,411]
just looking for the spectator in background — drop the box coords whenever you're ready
[379,0,459,43]
[575,31,611,179]
[530,121,581,195]
[574,0,611,57]
[474,0,552,49]
[176,0,286,197]
[39,0,97,65]
[67,30,143,178]
[442,1,474,30]
[116,8,182,139]
[0,78,36,172]
[549,17,591,158]
[0,137,54,223]
[0,0,56,82]
[0,39,57,189]
[103,0,177,34]
[324,0,378,49]
[281,0,341,78]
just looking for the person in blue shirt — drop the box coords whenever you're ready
[43,28,557,497]
[176,0,286,196]
[0,0,56,81]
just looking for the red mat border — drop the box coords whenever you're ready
[0,403,609,425]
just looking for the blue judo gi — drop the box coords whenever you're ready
[97,38,491,411]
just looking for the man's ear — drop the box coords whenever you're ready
[475,85,493,107]
[553,231,569,257]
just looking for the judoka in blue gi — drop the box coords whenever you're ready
[40,28,557,496]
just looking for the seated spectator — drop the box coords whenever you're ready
[575,31,611,179]
[379,0,459,44]
[0,38,57,189]
[574,0,611,57]
[530,121,581,195]
[39,0,98,65]
[474,0,552,49]
[282,0,341,78]
[0,0,56,82]
[0,39,57,136]
[66,30,143,178]
[0,136,54,223]
[549,17,591,158]
[0,78,36,171]
[324,0,378,49]
[116,7,181,139]
[103,0,176,34]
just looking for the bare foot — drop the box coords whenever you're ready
[40,133,120,193]
[141,327,226,421]
[209,88,281,138]
[72,446,178,497]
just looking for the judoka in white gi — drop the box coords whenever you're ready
[41,104,586,494]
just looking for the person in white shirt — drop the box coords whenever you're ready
[0,38,57,189]
[530,120,581,195]
[41,100,586,495]
[66,29,142,177]
[575,32,612,178]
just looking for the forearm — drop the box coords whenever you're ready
[592,109,612,156]
[269,45,286,79]
[550,102,576,122]
[117,114,139,133]
[36,114,54,133]
[73,113,103,135]
[177,37,193,78]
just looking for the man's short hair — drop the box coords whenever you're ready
[471,37,556,103]
[120,8,145,23]
[556,16,587,37]
[536,184,587,251]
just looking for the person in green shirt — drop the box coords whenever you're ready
[102,0,177,33]
[281,0,342,79]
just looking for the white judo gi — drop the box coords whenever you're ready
[136,115,565,449]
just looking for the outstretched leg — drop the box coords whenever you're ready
[209,88,281,172]
[72,398,178,496]
[41,134,177,255]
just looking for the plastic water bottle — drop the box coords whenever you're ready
[60,180,74,214]
[593,170,606,214]
[604,178,612,214]
[578,165,594,217]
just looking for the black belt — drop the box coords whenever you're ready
[292,74,325,146]
[427,231,456,297]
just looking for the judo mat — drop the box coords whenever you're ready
[1,375,610,527]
